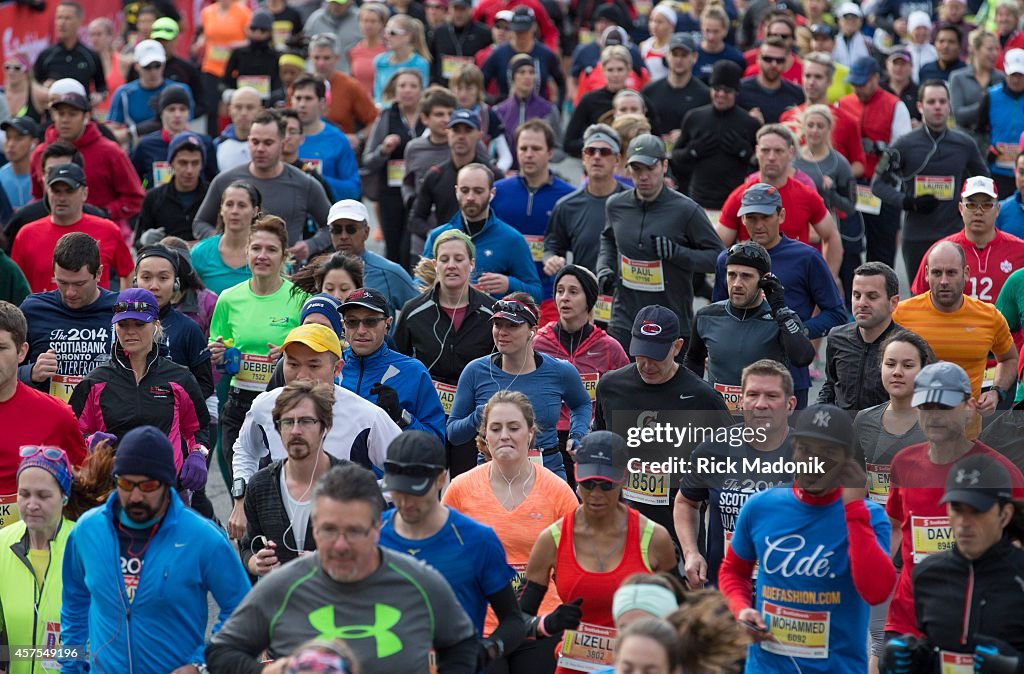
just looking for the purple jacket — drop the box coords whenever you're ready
[494,92,556,150]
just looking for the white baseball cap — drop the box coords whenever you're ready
[134,39,166,67]
[49,77,87,98]
[962,176,998,199]
[1006,48,1024,75]
[838,2,863,17]
[328,199,369,224]
[907,10,932,32]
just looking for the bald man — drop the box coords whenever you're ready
[894,241,1017,413]
[216,87,262,171]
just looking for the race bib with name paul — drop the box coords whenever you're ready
[620,256,665,292]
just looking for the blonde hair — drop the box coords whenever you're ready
[668,590,750,674]
[388,14,432,62]
[802,103,834,129]
[610,113,652,154]
[475,390,537,460]
[601,44,632,68]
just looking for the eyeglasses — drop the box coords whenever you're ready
[141,62,163,70]
[385,461,444,477]
[20,445,72,472]
[331,223,361,235]
[766,32,793,40]
[4,64,25,72]
[578,478,619,491]
[114,475,164,493]
[277,416,322,430]
[760,54,787,64]
[114,300,156,314]
[386,27,409,36]
[963,200,997,211]
[343,316,388,330]
[314,523,376,543]
[583,146,615,157]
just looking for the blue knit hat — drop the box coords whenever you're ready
[17,446,73,496]
[113,426,177,485]
[301,293,344,338]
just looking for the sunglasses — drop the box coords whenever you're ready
[493,299,537,322]
[141,62,163,70]
[760,54,787,64]
[331,223,362,235]
[114,300,156,314]
[578,478,618,491]
[583,146,615,157]
[20,445,72,472]
[766,31,793,40]
[386,27,409,36]
[114,475,163,493]
[385,461,444,477]
[343,316,388,329]
[4,64,26,72]
[963,201,997,211]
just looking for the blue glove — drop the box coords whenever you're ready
[178,450,209,491]
[87,432,117,452]
[975,638,1022,674]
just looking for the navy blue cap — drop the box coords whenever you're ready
[448,108,481,130]
[846,56,880,86]
[167,132,206,163]
[629,305,679,360]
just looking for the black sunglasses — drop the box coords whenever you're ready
[141,62,163,70]
[331,223,362,235]
[114,300,156,314]
[583,146,615,157]
[760,55,786,64]
[385,461,444,477]
[578,478,618,491]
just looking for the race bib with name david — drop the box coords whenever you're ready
[911,516,953,563]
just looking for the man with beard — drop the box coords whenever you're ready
[207,463,479,672]
[60,425,250,674]
[379,431,526,667]
[240,380,348,577]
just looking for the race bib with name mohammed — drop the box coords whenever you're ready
[762,602,830,659]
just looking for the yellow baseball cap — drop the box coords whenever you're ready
[281,323,342,358]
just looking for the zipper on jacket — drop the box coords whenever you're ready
[960,562,974,645]
[636,199,649,248]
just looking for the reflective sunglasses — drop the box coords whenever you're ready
[343,316,388,329]
[114,475,163,492]
[963,201,996,211]
[114,300,156,314]
[578,478,618,491]
[385,461,444,477]
[760,54,787,64]
[331,223,362,235]
[386,27,409,36]
[493,299,537,321]
[583,146,615,157]
[20,445,72,472]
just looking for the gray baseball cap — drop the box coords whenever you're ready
[668,32,697,53]
[626,134,666,167]
[737,183,782,217]
[912,361,972,408]
[940,454,1014,512]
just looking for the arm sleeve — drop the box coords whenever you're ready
[232,402,269,483]
[239,482,262,571]
[192,178,222,239]
[891,103,913,142]
[59,531,90,674]
[829,160,857,215]
[718,547,758,616]
[596,200,618,280]
[205,591,273,674]
[544,202,572,260]
[564,102,588,158]
[951,75,981,129]
[803,256,847,339]
[406,372,448,441]
[409,170,439,239]
[775,308,816,368]
[487,584,528,656]
[845,500,896,605]
[492,134,514,173]
[675,209,726,272]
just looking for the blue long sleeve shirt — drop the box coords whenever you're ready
[423,210,544,302]
[713,236,846,392]
[447,352,592,475]
[298,120,361,201]
[491,174,576,301]
[108,81,194,127]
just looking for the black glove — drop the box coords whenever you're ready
[597,268,617,296]
[883,634,928,674]
[478,637,504,668]
[758,273,788,314]
[542,598,583,634]
[685,133,719,159]
[650,235,681,261]
[720,129,753,159]
[370,383,403,423]
[975,637,1022,674]
[902,194,940,214]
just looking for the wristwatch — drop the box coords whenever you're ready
[192,445,209,459]
[398,409,413,429]
[231,478,247,500]
[993,386,1009,403]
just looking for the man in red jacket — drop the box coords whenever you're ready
[473,0,560,51]
[28,80,145,235]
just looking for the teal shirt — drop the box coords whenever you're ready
[191,235,252,295]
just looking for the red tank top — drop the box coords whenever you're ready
[552,506,652,628]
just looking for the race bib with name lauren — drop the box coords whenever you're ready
[914,175,954,200]
[234,353,276,390]
[866,463,890,504]
[911,515,953,563]
[624,471,669,505]
[559,622,617,672]
[0,492,19,528]
[762,601,830,659]
[620,255,665,292]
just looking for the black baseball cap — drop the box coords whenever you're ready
[629,305,679,360]
[1,117,39,139]
[575,431,628,482]
[381,431,446,496]
[509,5,536,31]
[940,454,1014,512]
[340,287,390,315]
[46,163,87,189]
[790,403,854,452]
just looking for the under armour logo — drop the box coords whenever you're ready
[812,410,831,428]
[309,604,403,658]
[956,469,981,486]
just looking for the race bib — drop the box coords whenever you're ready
[620,255,665,292]
[528,447,543,466]
[983,365,996,390]
[634,0,653,15]
[152,161,174,186]
[0,493,19,528]
[714,382,743,412]
[911,515,953,563]
[235,353,276,390]
[762,602,830,659]
[41,621,61,670]
[940,651,974,674]
[433,380,457,415]
[510,561,527,594]
[302,159,323,176]
[559,622,617,672]
[442,55,473,80]
[580,372,598,401]
[524,235,544,262]
[996,143,1018,170]
[578,29,596,45]
[237,75,270,96]
[272,21,293,50]
[623,471,669,505]
[914,175,954,200]
[208,45,231,64]
[387,160,406,188]
[855,185,882,215]
[866,463,890,504]
[49,374,82,403]
[593,295,612,323]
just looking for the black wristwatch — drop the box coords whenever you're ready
[993,386,1009,403]
[231,478,246,500]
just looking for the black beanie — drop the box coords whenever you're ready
[113,426,177,485]
[157,85,191,115]
[554,264,599,311]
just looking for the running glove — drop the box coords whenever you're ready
[543,598,583,634]
[179,450,209,491]
[370,383,403,423]
[758,273,788,314]
[975,637,1022,674]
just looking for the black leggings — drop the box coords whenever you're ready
[484,636,559,674]
[220,388,261,481]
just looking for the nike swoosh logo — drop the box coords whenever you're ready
[680,395,694,400]
[409,479,430,491]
